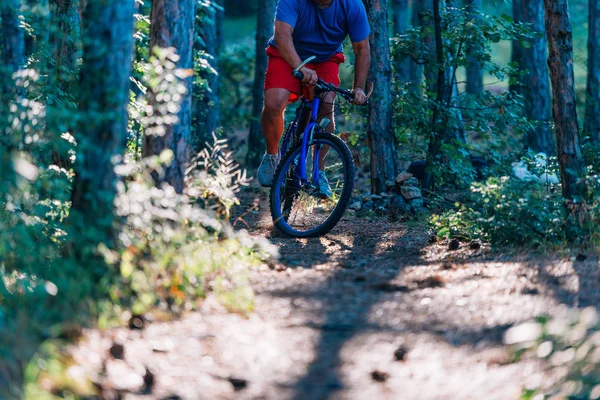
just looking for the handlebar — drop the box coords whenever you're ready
[292,56,373,104]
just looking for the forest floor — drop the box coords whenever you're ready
[68,185,600,400]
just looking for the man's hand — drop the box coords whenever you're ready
[353,88,367,105]
[300,66,318,86]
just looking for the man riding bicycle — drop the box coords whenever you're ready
[257,0,371,191]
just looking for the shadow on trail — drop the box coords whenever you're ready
[288,222,421,399]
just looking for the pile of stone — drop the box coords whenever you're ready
[348,171,425,216]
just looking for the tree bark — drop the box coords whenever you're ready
[0,0,25,187]
[465,0,483,96]
[391,0,411,83]
[544,0,584,202]
[49,0,81,81]
[520,0,553,154]
[1,0,25,108]
[423,0,448,191]
[145,0,197,193]
[247,0,276,167]
[409,0,424,90]
[70,0,135,247]
[364,0,398,194]
[510,0,523,94]
[585,0,600,141]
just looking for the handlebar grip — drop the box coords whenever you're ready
[292,70,304,81]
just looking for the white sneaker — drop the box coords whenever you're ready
[257,153,280,187]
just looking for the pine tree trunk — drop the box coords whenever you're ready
[420,0,436,94]
[544,0,584,202]
[0,0,25,107]
[423,0,448,191]
[49,0,81,80]
[520,0,553,154]
[70,0,135,247]
[247,0,276,167]
[145,0,196,193]
[0,0,25,187]
[48,0,81,167]
[193,4,221,150]
[365,0,398,194]
[409,0,424,90]
[585,0,600,141]
[465,0,483,96]
[391,0,411,83]
[510,0,523,94]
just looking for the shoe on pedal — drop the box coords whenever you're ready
[318,170,333,198]
[257,153,281,187]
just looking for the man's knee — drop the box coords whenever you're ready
[263,90,288,119]
[320,92,336,114]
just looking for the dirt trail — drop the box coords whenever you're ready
[72,188,598,400]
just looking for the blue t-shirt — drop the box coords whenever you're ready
[268,0,370,63]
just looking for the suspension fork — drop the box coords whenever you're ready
[299,97,321,182]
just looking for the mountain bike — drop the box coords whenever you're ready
[269,56,372,238]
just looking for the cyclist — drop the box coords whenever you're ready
[257,0,371,190]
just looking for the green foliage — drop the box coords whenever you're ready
[431,173,566,248]
[391,5,531,188]
[218,42,255,131]
[505,307,600,399]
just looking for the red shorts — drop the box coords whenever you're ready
[264,46,346,103]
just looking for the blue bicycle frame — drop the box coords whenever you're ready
[280,97,323,187]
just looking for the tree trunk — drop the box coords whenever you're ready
[510,0,523,94]
[585,0,600,141]
[247,0,276,167]
[465,0,483,96]
[1,0,25,107]
[520,0,553,154]
[0,0,25,187]
[70,0,135,248]
[423,0,449,191]
[420,0,436,94]
[48,0,81,167]
[49,0,81,81]
[391,0,411,83]
[365,0,398,194]
[145,0,196,193]
[409,0,424,90]
[544,0,584,202]
[194,4,221,150]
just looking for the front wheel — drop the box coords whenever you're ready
[270,132,355,238]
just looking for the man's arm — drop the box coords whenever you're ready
[352,38,370,105]
[274,21,318,85]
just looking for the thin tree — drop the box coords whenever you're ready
[409,0,424,90]
[247,0,277,167]
[1,0,25,107]
[544,0,584,203]
[48,0,81,167]
[465,0,483,96]
[510,0,523,94]
[195,3,221,148]
[70,0,135,249]
[520,0,553,154]
[364,0,398,194]
[423,0,449,190]
[49,0,81,89]
[145,0,197,193]
[391,0,411,83]
[585,0,600,142]
[1,0,25,186]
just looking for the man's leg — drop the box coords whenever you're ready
[257,88,291,186]
[261,88,292,155]
[318,91,335,170]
